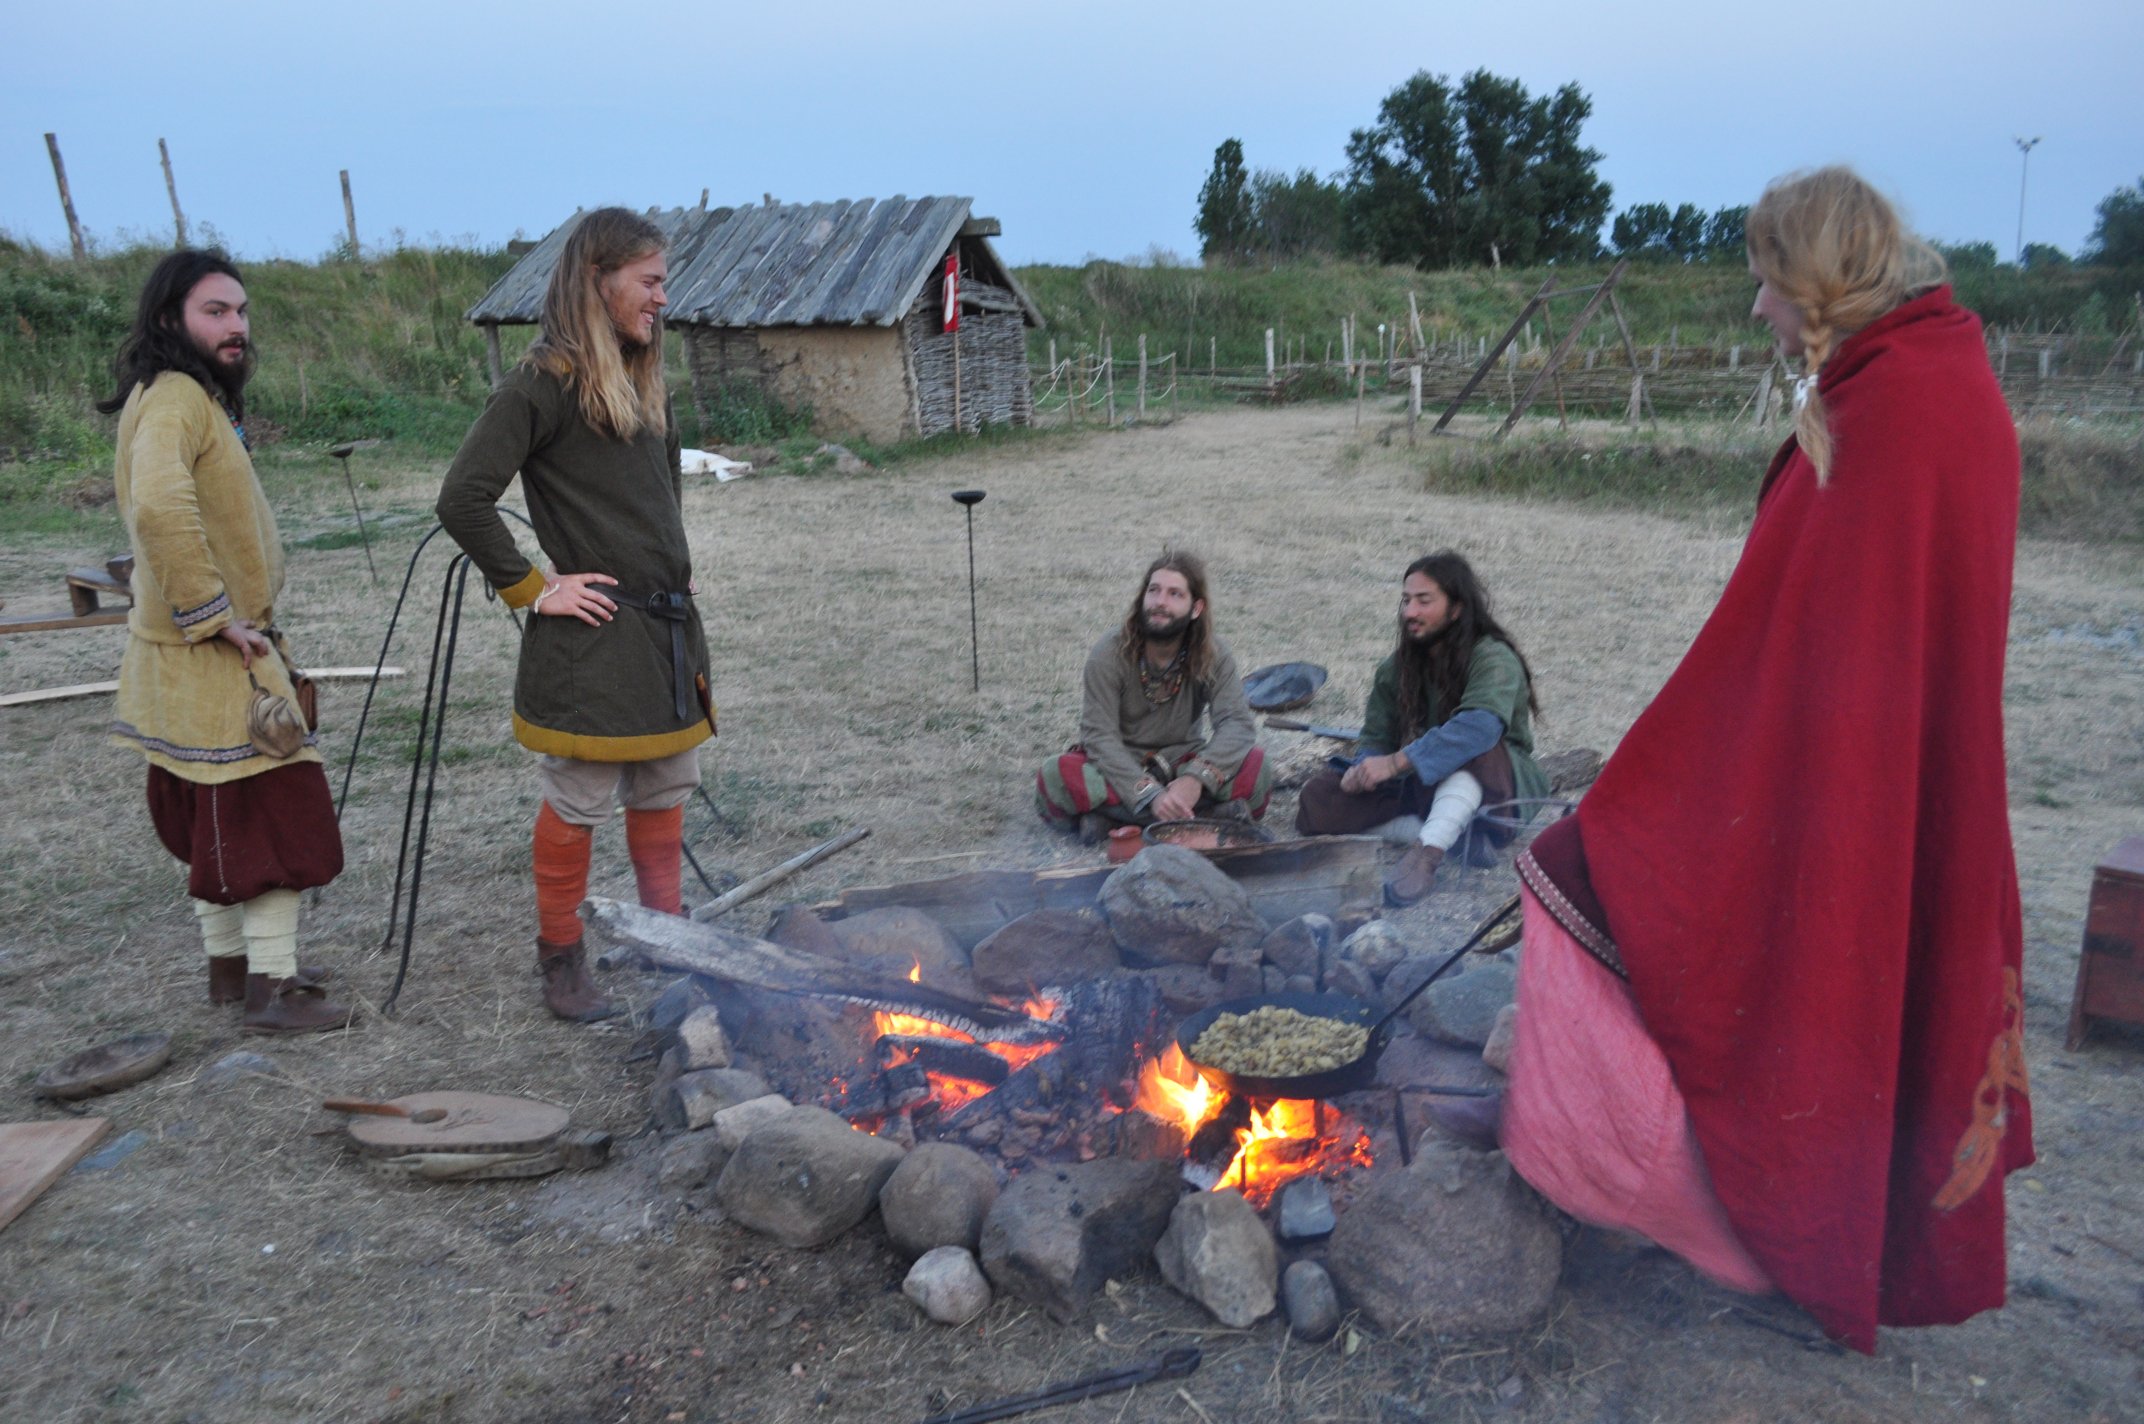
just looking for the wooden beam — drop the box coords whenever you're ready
[45,133,86,260]
[957,217,1002,238]
[339,169,358,257]
[0,610,128,637]
[1,666,403,707]
[158,138,188,247]
[1496,259,1629,438]
[1431,276,1555,433]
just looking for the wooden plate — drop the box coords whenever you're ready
[34,1033,173,1101]
[345,1092,570,1157]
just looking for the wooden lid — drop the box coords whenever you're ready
[346,1092,569,1156]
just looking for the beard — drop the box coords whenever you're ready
[190,333,254,405]
[1401,615,1452,648]
[1142,610,1194,643]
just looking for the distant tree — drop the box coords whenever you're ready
[1936,240,2000,272]
[2083,175,2144,265]
[1340,69,1610,268]
[1248,168,1345,263]
[1612,202,1707,261]
[2020,242,2071,270]
[1704,205,1749,257]
[1195,140,1256,265]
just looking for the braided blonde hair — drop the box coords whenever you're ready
[1745,167,1946,483]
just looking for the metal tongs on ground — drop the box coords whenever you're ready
[916,1347,1202,1424]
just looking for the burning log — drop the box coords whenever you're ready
[877,1036,1011,1087]
[936,976,1168,1157]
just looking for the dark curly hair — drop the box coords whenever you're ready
[1393,550,1539,741]
[96,249,251,418]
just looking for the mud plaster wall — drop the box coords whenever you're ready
[754,327,914,444]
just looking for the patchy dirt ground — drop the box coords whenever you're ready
[1,404,2140,1424]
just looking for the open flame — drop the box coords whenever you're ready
[1131,1045,1372,1208]
[868,992,1065,1114]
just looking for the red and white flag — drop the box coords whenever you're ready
[941,253,960,333]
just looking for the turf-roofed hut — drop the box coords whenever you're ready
[466,197,1043,444]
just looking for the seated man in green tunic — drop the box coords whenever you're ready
[1035,550,1272,840]
[1296,551,1546,905]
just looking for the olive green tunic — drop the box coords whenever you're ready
[437,366,712,762]
[1360,636,1548,807]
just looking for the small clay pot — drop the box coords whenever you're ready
[1106,824,1144,863]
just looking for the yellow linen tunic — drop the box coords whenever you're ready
[110,373,319,784]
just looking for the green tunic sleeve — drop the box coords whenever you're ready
[437,374,559,607]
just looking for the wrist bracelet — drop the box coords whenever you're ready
[533,582,558,613]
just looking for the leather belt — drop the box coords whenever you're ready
[608,588,693,724]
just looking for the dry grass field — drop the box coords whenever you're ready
[0,402,2139,1423]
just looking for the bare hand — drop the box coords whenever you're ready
[217,617,272,669]
[1150,776,1204,823]
[537,572,619,626]
[1341,753,1405,795]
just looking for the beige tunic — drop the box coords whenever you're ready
[110,373,318,783]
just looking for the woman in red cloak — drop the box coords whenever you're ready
[1497,167,2033,1353]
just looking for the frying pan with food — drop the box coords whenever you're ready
[1175,894,1520,1099]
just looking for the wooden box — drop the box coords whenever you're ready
[2067,836,2144,1049]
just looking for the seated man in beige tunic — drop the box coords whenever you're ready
[1034,550,1272,841]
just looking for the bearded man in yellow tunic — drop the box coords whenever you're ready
[101,250,352,1034]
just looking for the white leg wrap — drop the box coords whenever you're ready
[1418,771,1484,851]
[239,888,302,980]
[193,899,245,960]
[1371,814,1426,845]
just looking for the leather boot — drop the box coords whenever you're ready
[1422,1091,1503,1151]
[242,973,355,1035]
[1384,843,1446,906]
[538,937,617,1023]
[210,957,332,1005]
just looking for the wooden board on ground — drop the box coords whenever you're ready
[0,609,130,637]
[0,1118,112,1234]
[811,836,1385,948]
[1,666,406,709]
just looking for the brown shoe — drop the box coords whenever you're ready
[1422,1091,1503,1151]
[1384,843,1446,906]
[210,957,332,1005]
[538,937,618,1023]
[242,973,355,1035]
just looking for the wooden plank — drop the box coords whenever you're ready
[0,1118,111,1234]
[958,217,1002,237]
[812,837,1384,948]
[0,609,130,636]
[1,665,403,709]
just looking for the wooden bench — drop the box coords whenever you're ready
[0,557,134,637]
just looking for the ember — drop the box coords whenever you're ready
[1132,1046,1372,1209]
[869,995,1062,1115]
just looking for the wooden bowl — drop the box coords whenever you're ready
[1141,819,1276,853]
[34,1032,174,1102]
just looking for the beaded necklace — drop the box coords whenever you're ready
[1138,644,1188,705]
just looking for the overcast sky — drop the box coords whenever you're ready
[6,0,2138,267]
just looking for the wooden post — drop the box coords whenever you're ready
[1356,358,1366,428]
[2037,348,2051,380]
[699,188,710,210]
[1728,345,1741,372]
[1408,364,1422,445]
[1138,334,1148,421]
[158,138,187,247]
[340,169,359,257]
[953,324,964,432]
[1265,327,1275,383]
[1104,338,1116,426]
[483,323,504,389]
[44,134,86,260]
[1341,319,1352,375]
[1209,335,1216,374]
[1171,354,1180,422]
[1409,292,1427,360]
[1504,342,1518,408]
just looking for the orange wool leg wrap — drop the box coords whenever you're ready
[624,805,686,915]
[533,801,594,944]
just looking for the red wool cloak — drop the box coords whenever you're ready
[1524,287,2032,1352]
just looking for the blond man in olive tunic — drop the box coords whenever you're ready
[101,250,352,1034]
[1034,550,1271,838]
[439,208,713,1023]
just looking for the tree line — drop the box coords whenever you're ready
[1196,70,2144,272]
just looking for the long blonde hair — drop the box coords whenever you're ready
[1745,167,1946,483]
[525,207,669,441]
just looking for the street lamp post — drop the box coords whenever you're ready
[2014,136,2042,265]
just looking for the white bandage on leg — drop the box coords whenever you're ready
[1418,771,1484,851]
[1371,815,1426,846]
[239,888,303,980]
[193,898,245,960]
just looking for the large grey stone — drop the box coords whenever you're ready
[1326,957,1377,1004]
[978,1158,1181,1321]
[653,1067,771,1132]
[1276,1176,1336,1241]
[1410,957,1518,1048]
[1209,941,1266,999]
[656,1131,729,1194]
[763,902,846,956]
[1326,1140,1562,1334]
[904,1246,993,1326]
[674,1005,731,1070]
[640,976,716,1035]
[1339,920,1412,982]
[1282,1260,1341,1342]
[1481,1003,1518,1074]
[710,1094,793,1154]
[1140,965,1224,1015]
[880,1143,1001,1258]
[970,909,1121,995]
[1154,1189,1278,1327]
[828,907,977,1000]
[1099,845,1266,966]
[712,1105,906,1248]
[1259,914,1334,980]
